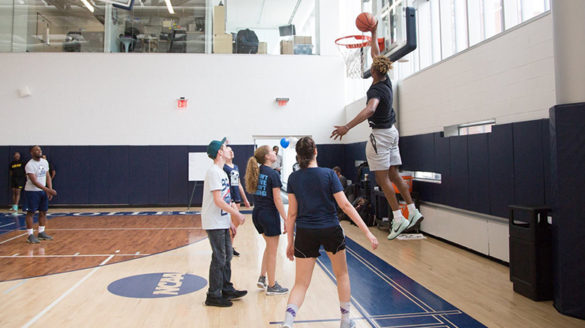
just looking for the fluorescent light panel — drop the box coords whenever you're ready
[81,0,94,12]
[164,0,174,14]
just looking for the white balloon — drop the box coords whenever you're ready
[290,137,299,147]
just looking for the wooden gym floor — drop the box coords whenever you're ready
[0,208,582,328]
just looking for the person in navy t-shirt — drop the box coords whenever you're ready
[280,137,378,328]
[244,145,289,295]
[223,146,251,257]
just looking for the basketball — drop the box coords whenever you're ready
[356,12,377,32]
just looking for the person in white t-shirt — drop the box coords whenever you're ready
[202,137,248,307]
[270,146,283,173]
[24,145,57,244]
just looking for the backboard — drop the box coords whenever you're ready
[361,0,417,78]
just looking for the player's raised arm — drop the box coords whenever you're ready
[370,22,380,58]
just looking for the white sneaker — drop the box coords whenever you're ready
[407,208,424,229]
[340,319,356,328]
[387,216,409,240]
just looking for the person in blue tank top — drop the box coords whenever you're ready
[280,137,379,328]
[245,145,289,295]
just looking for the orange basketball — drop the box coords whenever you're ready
[356,12,377,32]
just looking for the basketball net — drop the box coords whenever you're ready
[335,35,385,79]
[335,35,370,79]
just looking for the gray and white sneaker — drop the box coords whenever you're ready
[340,319,356,328]
[407,208,424,229]
[266,281,288,295]
[257,276,267,289]
[37,232,53,240]
[27,234,40,244]
[387,216,409,240]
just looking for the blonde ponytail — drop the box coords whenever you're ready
[245,156,260,192]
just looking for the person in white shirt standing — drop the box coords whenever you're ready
[270,146,283,174]
[202,137,248,307]
[24,145,57,244]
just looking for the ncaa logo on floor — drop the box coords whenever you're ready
[108,272,207,298]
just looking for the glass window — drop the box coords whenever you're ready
[413,171,442,183]
[521,0,546,21]
[467,0,484,46]
[503,0,521,29]
[458,120,495,135]
[440,0,456,59]
[454,0,468,52]
[1,0,318,55]
[0,0,13,52]
[430,0,441,62]
[417,0,433,69]
[484,0,503,39]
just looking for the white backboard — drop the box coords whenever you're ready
[188,152,211,181]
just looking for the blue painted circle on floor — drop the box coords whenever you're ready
[107,272,207,298]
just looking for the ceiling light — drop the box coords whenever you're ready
[164,0,174,14]
[80,0,94,12]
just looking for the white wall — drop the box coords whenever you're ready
[398,13,555,136]
[420,204,509,262]
[0,53,345,145]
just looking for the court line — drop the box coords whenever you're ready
[0,254,149,258]
[269,310,463,325]
[315,256,380,328]
[2,279,28,294]
[22,254,115,328]
[46,227,202,231]
[0,222,15,228]
[0,233,27,244]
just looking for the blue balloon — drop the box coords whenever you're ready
[280,137,290,149]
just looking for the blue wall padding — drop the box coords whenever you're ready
[549,103,585,319]
[513,120,546,207]
[0,145,255,206]
[467,134,491,214]
[88,146,129,204]
[51,146,91,204]
[433,133,451,205]
[1,146,9,206]
[316,144,345,174]
[449,136,469,210]
[541,119,552,207]
[342,141,367,183]
[167,146,190,205]
[488,123,516,218]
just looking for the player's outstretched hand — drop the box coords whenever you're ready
[331,125,349,140]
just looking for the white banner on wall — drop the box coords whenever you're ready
[188,152,211,181]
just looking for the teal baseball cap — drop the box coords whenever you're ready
[207,137,227,159]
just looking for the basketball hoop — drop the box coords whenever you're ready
[335,35,385,79]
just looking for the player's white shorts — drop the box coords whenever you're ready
[365,126,402,171]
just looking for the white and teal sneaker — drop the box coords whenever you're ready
[407,208,424,229]
[387,216,409,240]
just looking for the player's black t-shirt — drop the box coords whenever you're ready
[366,74,396,129]
[9,160,25,178]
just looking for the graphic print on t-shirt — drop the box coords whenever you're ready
[220,176,231,216]
[255,174,268,197]
[229,170,239,187]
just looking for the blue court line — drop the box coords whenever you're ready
[271,238,486,328]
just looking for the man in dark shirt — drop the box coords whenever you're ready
[9,152,26,214]
[42,155,56,181]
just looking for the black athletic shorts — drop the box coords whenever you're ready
[294,225,346,258]
[252,207,281,237]
[11,176,25,189]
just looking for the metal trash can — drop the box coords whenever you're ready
[508,205,553,301]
